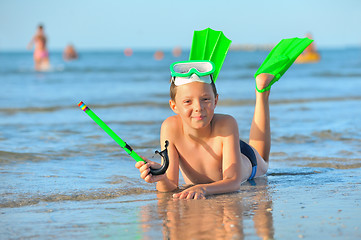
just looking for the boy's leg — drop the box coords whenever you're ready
[249,73,273,162]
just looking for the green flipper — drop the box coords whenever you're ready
[189,28,232,82]
[254,37,313,92]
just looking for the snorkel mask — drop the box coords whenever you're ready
[170,28,231,86]
[170,60,215,86]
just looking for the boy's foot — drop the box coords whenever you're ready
[255,73,274,92]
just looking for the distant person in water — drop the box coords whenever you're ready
[296,33,320,64]
[304,33,317,53]
[63,44,78,61]
[27,24,50,71]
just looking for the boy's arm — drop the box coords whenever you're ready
[156,117,179,192]
[204,116,251,194]
[135,117,179,192]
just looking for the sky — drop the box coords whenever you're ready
[1,0,361,51]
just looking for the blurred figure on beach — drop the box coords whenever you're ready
[296,33,320,64]
[124,47,133,57]
[27,24,50,71]
[63,44,78,61]
[154,50,164,60]
[172,46,182,57]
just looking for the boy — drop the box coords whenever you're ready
[136,69,273,199]
[135,31,312,200]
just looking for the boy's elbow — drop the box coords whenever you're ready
[223,175,242,192]
[156,184,177,192]
[156,180,178,192]
[231,179,242,192]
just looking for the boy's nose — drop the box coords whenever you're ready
[193,100,202,112]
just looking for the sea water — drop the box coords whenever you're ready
[1,48,361,239]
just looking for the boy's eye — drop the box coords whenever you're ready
[183,100,191,104]
[202,97,211,101]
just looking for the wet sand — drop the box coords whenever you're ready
[1,164,360,239]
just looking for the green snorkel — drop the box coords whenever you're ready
[78,101,169,175]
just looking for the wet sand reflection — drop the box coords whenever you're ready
[140,177,274,239]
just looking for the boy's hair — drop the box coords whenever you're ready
[169,76,218,101]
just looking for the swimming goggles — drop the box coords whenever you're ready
[170,60,215,86]
[170,60,215,77]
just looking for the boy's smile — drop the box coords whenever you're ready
[170,81,218,131]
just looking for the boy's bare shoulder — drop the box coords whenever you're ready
[161,115,181,133]
[213,113,237,124]
[212,114,238,134]
[162,115,179,126]
[160,115,183,143]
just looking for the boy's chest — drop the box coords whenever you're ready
[176,138,223,183]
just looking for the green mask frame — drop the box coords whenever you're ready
[170,60,215,77]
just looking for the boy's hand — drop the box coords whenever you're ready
[172,185,206,200]
[135,157,165,183]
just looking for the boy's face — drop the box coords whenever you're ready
[170,82,218,130]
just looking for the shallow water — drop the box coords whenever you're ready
[1,48,361,239]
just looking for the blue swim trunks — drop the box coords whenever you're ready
[239,140,257,180]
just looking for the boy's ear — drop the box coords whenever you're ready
[214,94,219,106]
[169,99,178,114]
